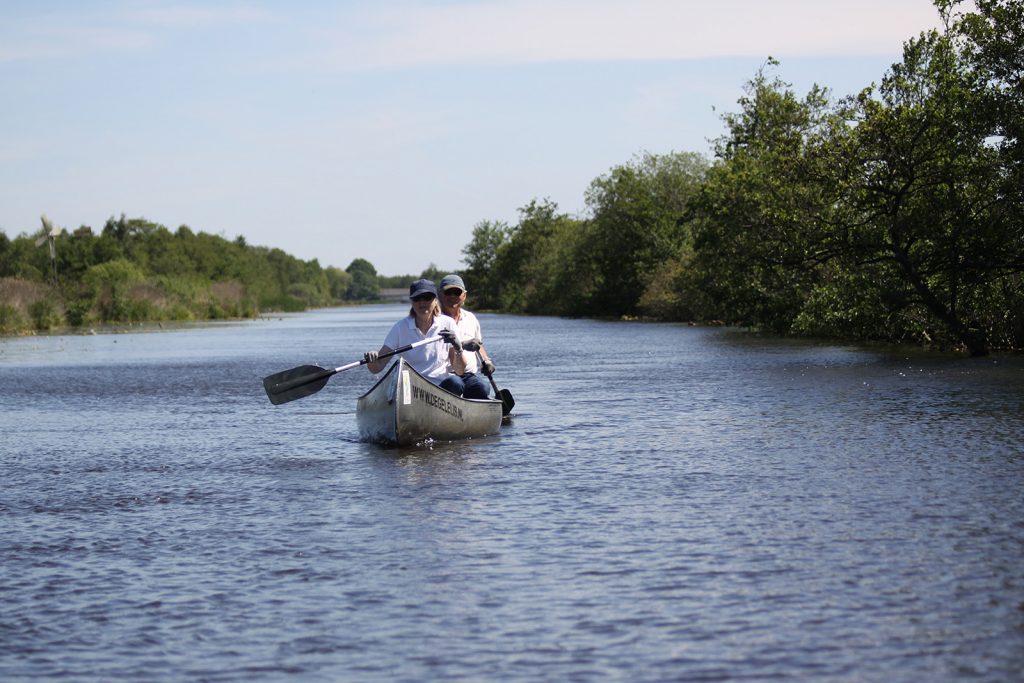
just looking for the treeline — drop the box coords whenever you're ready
[4,2,1019,355]
[458,1,1022,355]
[0,215,389,333]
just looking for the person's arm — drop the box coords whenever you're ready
[440,328,467,375]
[477,343,496,375]
[364,345,393,373]
[471,315,495,374]
[460,335,495,374]
[449,346,467,375]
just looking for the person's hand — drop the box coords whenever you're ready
[462,337,482,352]
[439,330,462,351]
[364,350,379,364]
[481,358,496,375]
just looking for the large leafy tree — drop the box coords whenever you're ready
[828,27,1020,355]
[324,266,353,300]
[584,151,708,317]
[460,219,509,309]
[944,0,1024,348]
[942,0,1023,171]
[345,257,380,300]
[691,20,1022,354]
[691,64,839,332]
[491,199,588,315]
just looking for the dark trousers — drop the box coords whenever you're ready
[441,372,490,399]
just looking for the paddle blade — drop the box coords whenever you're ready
[498,389,515,416]
[263,364,334,405]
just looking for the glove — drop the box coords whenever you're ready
[481,358,496,375]
[439,330,462,351]
[363,350,379,364]
[462,337,482,352]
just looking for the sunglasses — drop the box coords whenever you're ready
[443,289,464,296]
[411,293,435,302]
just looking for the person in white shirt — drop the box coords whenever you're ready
[363,279,467,395]
[439,274,494,400]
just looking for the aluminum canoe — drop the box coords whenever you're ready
[356,357,504,446]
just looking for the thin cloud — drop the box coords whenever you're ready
[0,137,49,164]
[126,5,273,28]
[308,0,943,71]
[0,3,270,64]
[0,22,153,63]
[1,1,942,68]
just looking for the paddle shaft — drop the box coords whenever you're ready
[264,335,441,403]
[478,351,501,395]
[338,334,442,373]
[477,350,515,415]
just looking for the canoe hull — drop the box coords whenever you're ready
[356,358,504,446]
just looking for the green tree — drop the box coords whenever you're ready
[943,0,1024,348]
[0,232,10,275]
[345,258,379,300]
[419,263,448,284]
[82,259,145,321]
[491,199,588,315]
[584,151,709,317]
[690,64,838,332]
[1,213,353,330]
[1,229,39,281]
[942,0,1023,174]
[325,266,353,301]
[57,227,106,281]
[378,273,418,288]
[461,219,510,309]
[827,29,1020,354]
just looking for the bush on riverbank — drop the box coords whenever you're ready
[0,216,356,335]
[0,278,62,334]
[0,272,261,334]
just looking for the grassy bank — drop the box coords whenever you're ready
[0,276,260,336]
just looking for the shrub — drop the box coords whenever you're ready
[29,299,64,330]
[83,259,145,322]
[0,304,28,334]
[0,278,59,333]
[64,299,95,327]
[167,303,193,321]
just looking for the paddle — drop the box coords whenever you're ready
[477,350,515,416]
[262,336,441,405]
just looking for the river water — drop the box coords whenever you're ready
[1,305,1022,682]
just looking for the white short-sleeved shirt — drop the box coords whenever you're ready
[382,314,460,384]
[451,309,483,374]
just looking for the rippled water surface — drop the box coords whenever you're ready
[2,306,1023,681]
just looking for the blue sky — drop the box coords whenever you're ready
[0,0,942,276]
